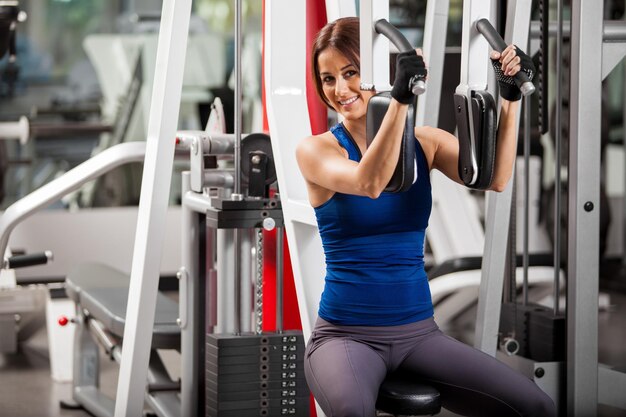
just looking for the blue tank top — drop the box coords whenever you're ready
[314,123,434,326]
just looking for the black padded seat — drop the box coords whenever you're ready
[66,262,180,350]
[376,373,441,416]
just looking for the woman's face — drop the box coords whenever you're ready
[317,47,375,121]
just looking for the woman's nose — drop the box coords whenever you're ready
[335,77,349,95]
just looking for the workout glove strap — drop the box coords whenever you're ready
[491,46,535,102]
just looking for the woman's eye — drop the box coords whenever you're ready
[344,70,357,78]
[322,76,334,84]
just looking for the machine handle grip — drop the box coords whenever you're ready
[5,251,53,269]
[475,18,535,97]
[374,19,426,96]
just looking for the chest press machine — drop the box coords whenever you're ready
[266,0,533,416]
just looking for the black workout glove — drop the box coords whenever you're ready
[491,46,535,102]
[391,51,427,104]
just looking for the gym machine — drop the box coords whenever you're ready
[183,1,308,414]
[50,120,291,417]
[267,0,533,416]
[0,141,146,361]
[476,2,626,416]
[101,0,307,416]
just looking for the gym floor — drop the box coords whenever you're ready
[2,288,626,417]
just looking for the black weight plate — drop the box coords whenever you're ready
[240,132,277,184]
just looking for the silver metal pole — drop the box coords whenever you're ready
[554,0,563,316]
[240,229,253,332]
[276,227,284,333]
[234,228,241,335]
[232,0,243,335]
[216,228,236,333]
[623,61,626,268]
[233,0,243,197]
[523,94,530,306]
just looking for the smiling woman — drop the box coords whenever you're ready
[296,17,419,204]
[295,16,556,417]
[317,48,374,123]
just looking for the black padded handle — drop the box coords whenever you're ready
[374,19,425,96]
[475,18,535,97]
[6,251,53,269]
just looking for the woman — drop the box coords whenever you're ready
[296,17,556,417]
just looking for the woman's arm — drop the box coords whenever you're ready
[297,50,426,200]
[296,100,409,200]
[489,98,519,191]
[415,98,520,192]
[422,44,531,192]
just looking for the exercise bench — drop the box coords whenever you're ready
[61,262,181,417]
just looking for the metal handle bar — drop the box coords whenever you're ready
[374,19,426,96]
[475,18,535,96]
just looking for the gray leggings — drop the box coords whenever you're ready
[304,317,556,417]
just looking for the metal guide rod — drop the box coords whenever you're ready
[216,228,235,333]
[233,0,243,335]
[554,0,563,316]
[622,66,626,268]
[523,94,530,306]
[276,227,284,333]
[508,176,517,304]
[234,0,242,197]
[234,229,242,334]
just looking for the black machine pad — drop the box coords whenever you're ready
[366,92,417,193]
[376,372,441,416]
[454,90,497,190]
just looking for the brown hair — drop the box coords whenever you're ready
[311,17,360,109]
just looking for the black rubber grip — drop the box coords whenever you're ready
[7,252,52,269]
[374,19,425,96]
[475,18,533,94]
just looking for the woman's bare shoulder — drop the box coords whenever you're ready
[297,131,344,157]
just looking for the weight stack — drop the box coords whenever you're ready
[499,302,565,362]
[206,331,309,417]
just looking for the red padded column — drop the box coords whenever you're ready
[259,0,327,331]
